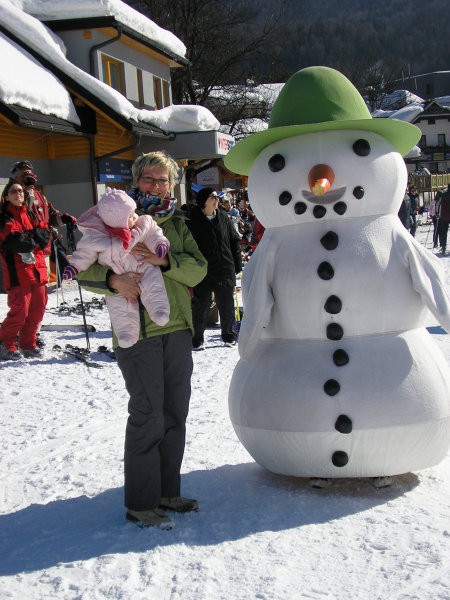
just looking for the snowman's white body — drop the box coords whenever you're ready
[230,129,450,477]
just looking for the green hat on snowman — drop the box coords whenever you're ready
[224,66,421,175]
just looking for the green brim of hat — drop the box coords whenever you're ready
[224,118,421,176]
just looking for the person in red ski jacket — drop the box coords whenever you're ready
[9,160,77,347]
[0,180,50,360]
[10,160,76,260]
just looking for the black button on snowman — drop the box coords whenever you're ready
[225,66,450,481]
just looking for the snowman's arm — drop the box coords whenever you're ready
[238,245,275,360]
[401,234,450,332]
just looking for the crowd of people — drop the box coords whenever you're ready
[398,183,450,255]
[429,184,450,254]
[182,192,265,262]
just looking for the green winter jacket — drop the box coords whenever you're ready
[77,210,207,345]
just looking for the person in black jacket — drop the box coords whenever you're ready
[187,187,242,349]
[437,184,450,254]
[397,190,411,231]
[408,185,419,237]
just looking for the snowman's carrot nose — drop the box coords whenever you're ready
[308,164,335,196]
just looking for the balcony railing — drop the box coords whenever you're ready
[408,172,450,192]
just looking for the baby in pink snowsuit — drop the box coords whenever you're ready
[63,188,170,348]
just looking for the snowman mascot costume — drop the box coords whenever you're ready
[224,66,450,487]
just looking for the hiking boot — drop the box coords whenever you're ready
[0,343,21,361]
[126,508,173,529]
[223,340,237,348]
[192,337,205,350]
[159,496,199,513]
[20,347,43,358]
[372,476,393,489]
[222,333,238,347]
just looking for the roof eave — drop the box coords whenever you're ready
[0,102,85,135]
[412,102,450,122]
[42,16,190,67]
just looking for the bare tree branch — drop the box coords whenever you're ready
[124,0,287,130]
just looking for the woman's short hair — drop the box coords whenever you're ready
[131,151,179,191]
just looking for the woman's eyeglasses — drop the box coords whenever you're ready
[9,188,24,194]
[140,176,170,186]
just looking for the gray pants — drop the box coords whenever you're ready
[115,329,193,511]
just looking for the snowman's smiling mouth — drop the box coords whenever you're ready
[301,187,347,204]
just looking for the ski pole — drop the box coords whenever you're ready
[53,237,65,306]
[423,219,432,248]
[53,238,59,308]
[77,281,90,351]
[434,216,440,253]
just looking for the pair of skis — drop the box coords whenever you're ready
[53,344,116,368]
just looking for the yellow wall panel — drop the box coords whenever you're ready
[0,119,134,162]
[0,123,49,158]
[95,115,135,159]
[50,134,89,158]
[0,123,89,159]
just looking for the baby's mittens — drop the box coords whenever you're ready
[155,241,169,259]
[62,264,78,280]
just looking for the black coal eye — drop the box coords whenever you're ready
[279,191,292,206]
[268,154,285,172]
[353,186,365,199]
[353,139,371,156]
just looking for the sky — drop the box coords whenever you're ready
[0,223,449,599]
[0,0,219,133]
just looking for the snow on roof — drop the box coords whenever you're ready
[371,105,424,122]
[1,0,219,133]
[209,82,284,106]
[0,32,80,124]
[255,83,284,103]
[22,0,187,59]
[141,105,219,132]
[219,118,269,140]
[2,1,142,120]
[405,145,421,159]
[380,89,424,110]
[389,104,424,122]
[434,96,450,109]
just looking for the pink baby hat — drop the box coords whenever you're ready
[97,188,136,228]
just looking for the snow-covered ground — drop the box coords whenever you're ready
[1,223,449,600]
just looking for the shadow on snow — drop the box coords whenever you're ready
[0,462,419,576]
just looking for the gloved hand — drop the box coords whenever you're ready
[3,231,35,253]
[155,241,169,258]
[62,265,78,280]
[33,227,51,249]
[61,213,77,225]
